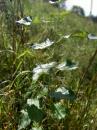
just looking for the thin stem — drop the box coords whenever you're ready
[76,48,97,95]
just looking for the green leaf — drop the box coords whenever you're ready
[27,98,44,122]
[71,30,87,38]
[27,105,44,122]
[37,87,48,98]
[56,59,78,71]
[63,31,87,40]
[32,126,43,130]
[27,98,40,108]
[33,16,40,24]
[49,87,76,101]
[88,33,97,40]
[52,103,69,120]
[18,110,31,130]
[32,122,43,130]
[18,99,44,129]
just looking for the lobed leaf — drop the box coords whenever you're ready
[49,87,76,101]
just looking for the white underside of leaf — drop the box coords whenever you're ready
[32,62,56,81]
[56,87,69,95]
[32,38,54,49]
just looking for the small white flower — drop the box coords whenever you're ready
[88,33,97,40]
[16,16,32,26]
[32,62,56,81]
[32,38,54,50]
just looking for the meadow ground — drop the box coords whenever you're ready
[0,0,97,130]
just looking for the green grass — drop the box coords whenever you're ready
[0,0,97,130]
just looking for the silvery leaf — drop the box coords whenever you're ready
[53,102,69,119]
[16,16,32,26]
[32,62,56,81]
[63,34,71,39]
[49,87,76,101]
[32,38,54,49]
[18,110,31,130]
[88,33,97,40]
[32,127,43,130]
[56,59,78,71]
[56,87,69,95]
[49,0,57,4]
[27,99,40,108]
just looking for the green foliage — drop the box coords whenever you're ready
[49,87,76,101]
[52,102,69,120]
[18,110,31,130]
[1,0,97,130]
[18,98,44,129]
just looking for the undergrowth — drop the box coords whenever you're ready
[0,0,97,130]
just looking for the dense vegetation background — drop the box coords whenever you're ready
[0,0,97,130]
